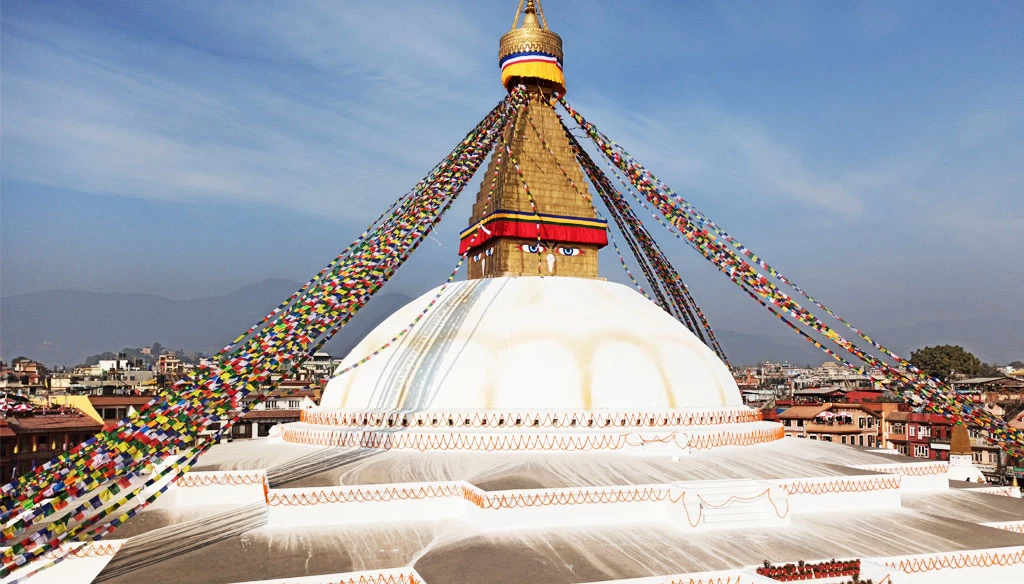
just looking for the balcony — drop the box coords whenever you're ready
[805,422,867,434]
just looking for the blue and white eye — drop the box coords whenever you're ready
[486,247,495,256]
[519,243,546,253]
[558,247,583,256]
[473,254,481,262]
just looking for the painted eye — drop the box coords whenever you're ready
[519,243,546,253]
[486,247,494,256]
[473,254,481,262]
[558,247,583,256]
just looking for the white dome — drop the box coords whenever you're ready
[321,277,741,411]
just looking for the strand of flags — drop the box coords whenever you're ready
[0,88,528,580]
[558,96,1024,460]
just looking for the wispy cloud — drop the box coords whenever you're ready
[1,1,499,221]
[564,98,865,218]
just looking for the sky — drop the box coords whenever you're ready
[2,0,1022,337]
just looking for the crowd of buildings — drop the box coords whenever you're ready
[0,351,340,482]
[4,352,1024,484]
[736,361,1024,483]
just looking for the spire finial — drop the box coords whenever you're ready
[512,0,549,31]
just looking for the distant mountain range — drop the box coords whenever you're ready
[1,280,1020,367]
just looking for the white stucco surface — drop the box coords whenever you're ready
[321,277,741,411]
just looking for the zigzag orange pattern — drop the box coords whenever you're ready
[886,549,1024,573]
[323,574,423,584]
[40,543,120,560]
[268,484,464,506]
[857,462,949,476]
[466,486,679,509]
[175,472,266,488]
[779,476,901,495]
[265,482,791,528]
[665,577,745,584]
[300,408,762,429]
[991,523,1024,534]
[281,427,784,451]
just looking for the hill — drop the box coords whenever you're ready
[2,282,1019,367]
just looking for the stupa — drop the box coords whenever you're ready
[9,2,1024,584]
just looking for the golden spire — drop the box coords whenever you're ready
[950,423,972,456]
[461,2,604,280]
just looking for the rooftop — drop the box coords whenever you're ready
[7,413,103,432]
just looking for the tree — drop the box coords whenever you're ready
[979,362,1003,377]
[1010,360,1024,369]
[909,345,983,380]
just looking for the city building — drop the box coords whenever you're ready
[229,380,319,440]
[2,410,102,480]
[778,403,881,447]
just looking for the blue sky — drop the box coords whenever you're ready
[1,0,1021,335]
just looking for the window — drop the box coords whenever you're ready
[868,435,875,447]
[859,417,866,429]
[288,400,300,409]
[973,451,983,463]
[858,435,865,446]
[914,444,929,458]
[867,417,875,428]
[918,426,930,438]
[909,425,916,437]
[897,444,907,455]
[891,423,905,434]
[823,436,833,442]
[810,435,818,440]
[841,436,847,444]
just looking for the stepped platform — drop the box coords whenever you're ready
[10,436,1024,584]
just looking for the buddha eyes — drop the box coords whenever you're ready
[472,248,496,261]
[517,244,583,256]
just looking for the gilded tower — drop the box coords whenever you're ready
[460,0,608,279]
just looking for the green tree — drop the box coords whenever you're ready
[909,345,983,380]
[1009,360,1024,369]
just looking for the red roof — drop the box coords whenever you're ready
[9,415,102,433]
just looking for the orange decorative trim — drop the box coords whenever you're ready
[281,426,784,452]
[268,484,464,506]
[857,462,949,477]
[467,486,678,509]
[323,574,424,584]
[40,543,121,560]
[267,482,790,528]
[987,522,1024,534]
[655,573,745,577]
[300,408,762,430]
[779,476,901,495]
[175,472,266,488]
[885,549,1024,573]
